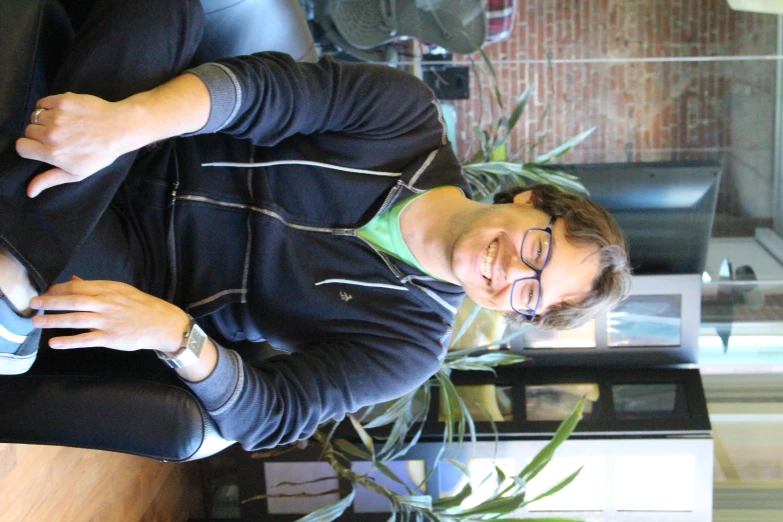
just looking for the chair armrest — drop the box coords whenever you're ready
[195,0,317,64]
[0,373,233,461]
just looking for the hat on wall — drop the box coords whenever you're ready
[328,0,488,54]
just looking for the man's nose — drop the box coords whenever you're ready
[505,255,537,282]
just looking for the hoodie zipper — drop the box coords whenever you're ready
[175,194,355,235]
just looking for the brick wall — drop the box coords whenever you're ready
[451,0,778,168]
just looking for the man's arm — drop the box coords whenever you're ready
[17,53,448,196]
[29,278,450,451]
[17,73,211,197]
[30,278,218,383]
[186,53,446,149]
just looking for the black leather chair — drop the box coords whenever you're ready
[0,0,315,462]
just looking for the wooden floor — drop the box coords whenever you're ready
[0,443,204,522]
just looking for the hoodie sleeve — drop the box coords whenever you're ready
[185,53,448,153]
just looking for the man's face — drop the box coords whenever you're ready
[447,191,601,316]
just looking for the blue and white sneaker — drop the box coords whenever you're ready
[0,291,41,375]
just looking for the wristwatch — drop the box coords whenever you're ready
[156,316,208,369]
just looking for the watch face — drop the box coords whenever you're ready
[158,322,208,369]
[186,323,207,359]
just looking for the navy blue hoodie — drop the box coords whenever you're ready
[176,53,470,450]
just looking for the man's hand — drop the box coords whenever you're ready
[15,73,211,198]
[29,277,190,354]
[16,93,143,198]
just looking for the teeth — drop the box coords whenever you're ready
[481,240,497,280]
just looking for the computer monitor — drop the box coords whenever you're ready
[557,161,721,275]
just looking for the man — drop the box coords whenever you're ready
[0,0,631,450]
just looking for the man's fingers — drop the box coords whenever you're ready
[48,330,109,350]
[15,137,50,163]
[23,122,47,142]
[27,167,77,198]
[29,107,52,126]
[36,94,67,110]
[41,279,124,297]
[32,311,104,330]
[30,295,105,313]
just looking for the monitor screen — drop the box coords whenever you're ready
[557,161,721,274]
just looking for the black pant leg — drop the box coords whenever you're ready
[0,0,205,291]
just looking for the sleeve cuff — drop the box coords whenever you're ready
[183,343,244,413]
[184,63,243,134]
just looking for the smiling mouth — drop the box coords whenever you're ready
[481,239,498,282]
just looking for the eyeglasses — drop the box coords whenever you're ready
[510,216,556,319]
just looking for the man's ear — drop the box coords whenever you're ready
[512,190,533,206]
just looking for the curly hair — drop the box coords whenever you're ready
[494,184,632,330]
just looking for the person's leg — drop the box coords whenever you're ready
[0,0,204,373]
[0,0,204,293]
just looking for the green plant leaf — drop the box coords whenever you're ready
[437,373,476,446]
[393,385,432,455]
[315,423,341,462]
[379,411,413,457]
[364,392,415,429]
[518,399,584,484]
[334,438,371,460]
[437,372,456,444]
[478,48,501,110]
[454,353,529,367]
[444,361,501,373]
[520,466,583,509]
[524,166,588,195]
[461,170,493,200]
[521,456,552,486]
[432,482,472,510]
[496,465,508,486]
[444,327,529,361]
[443,458,472,481]
[454,491,527,516]
[412,435,447,492]
[349,414,375,461]
[293,488,355,522]
[532,127,596,164]
[375,460,416,496]
[463,162,524,176]
[498,517,585,522]
[378,383,432,459]
[506,86,531,135]
[386,399,429,461]
[398,495,433,510]
[491,86,532,154]
[450,300,485,347]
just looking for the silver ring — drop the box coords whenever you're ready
[32,107,46,125]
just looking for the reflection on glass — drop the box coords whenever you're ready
[440,458,515,510]
[526,384,599,421]
[439,385,513,422]
[521,320,596,349]
[525,457,606,512]
[613,384,681,419]
[615,456,695,511]
[264,462,338,514]
[608,295,682,347]
[353,461,426,513]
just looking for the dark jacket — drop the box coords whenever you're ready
[176,53,470,450]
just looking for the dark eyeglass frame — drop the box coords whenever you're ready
[510,216,557,319]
